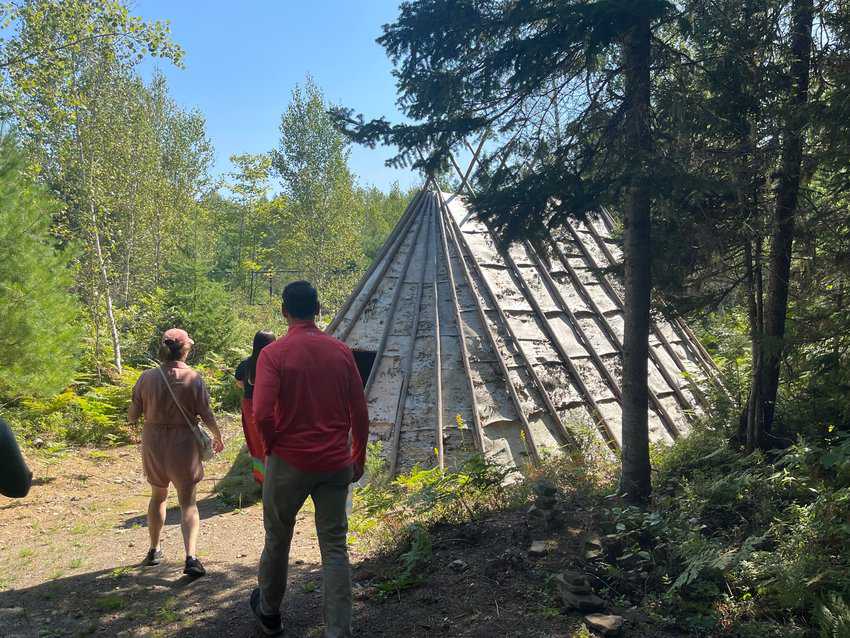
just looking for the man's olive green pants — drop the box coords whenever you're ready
[258,455,353,638]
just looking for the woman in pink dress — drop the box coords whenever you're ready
[129,328,224,577]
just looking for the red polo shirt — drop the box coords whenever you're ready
[252,321,369,473]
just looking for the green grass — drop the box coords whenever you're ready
[155,596,180,624]
[18,548,34,560]
[95,593,126,611]
[110,566,132,579]
[87,449,111,462]
[218,434,244,464]
[68,557,84,569]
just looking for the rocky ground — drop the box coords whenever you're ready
[0,421,673,637]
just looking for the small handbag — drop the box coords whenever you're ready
[155,365,214,461]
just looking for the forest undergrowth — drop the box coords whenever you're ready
[2,360,243,451]
[350,417,850,638]
[7,367,850,637]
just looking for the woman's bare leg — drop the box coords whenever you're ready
[176,483,199,557]
[148,486,168,550]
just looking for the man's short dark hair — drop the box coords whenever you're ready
[282,280,319,319]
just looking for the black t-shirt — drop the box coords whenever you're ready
[0,418,32,498]
[235,358,256,400]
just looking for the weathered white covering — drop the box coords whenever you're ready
[327,190,715,474]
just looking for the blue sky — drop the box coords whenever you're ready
[136,1,418,192]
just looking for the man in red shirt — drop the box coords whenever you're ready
[250,280,369,638]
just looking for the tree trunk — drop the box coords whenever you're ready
[75,110,122,375]
[90,263,103,384]
[123,187,136,308]
[123,226,133,307]
[154,226,162,288]
[237,203,246,296]
[743,237,765,449]
[91,202,123,375]
[619,12,653,504]
[760,0,813,442]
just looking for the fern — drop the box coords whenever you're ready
[376,524,432,597]
[818,594,850,638]
[670,534,765,592]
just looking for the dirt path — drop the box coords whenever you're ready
[0,420,660,638]
[0,419,344,637]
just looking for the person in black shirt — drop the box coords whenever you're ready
[235,331,276,484]
[0,417,32,498]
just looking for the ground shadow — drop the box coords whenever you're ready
[118,445,263,529]
[211,443,264,509]
[0,502,600,637]
[0,557,325,637]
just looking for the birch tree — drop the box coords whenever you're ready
[0,0,182,374]
[273,79,362,312]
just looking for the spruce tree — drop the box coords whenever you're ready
[335,0,677,502]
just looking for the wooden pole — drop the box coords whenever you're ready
[435,193,486,454]
[364,196,430,398]
[526,241,680,440]
[437,191,545,462]
[327,190,425,336]
[388,193,434,476]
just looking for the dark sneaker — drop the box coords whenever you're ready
[183,556,206,578]
[250,588,282,636]
[141,548,163,566]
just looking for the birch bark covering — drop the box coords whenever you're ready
[329,190,714,476]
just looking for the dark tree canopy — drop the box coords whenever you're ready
[334,0,676,240]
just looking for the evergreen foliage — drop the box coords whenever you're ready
[334,0,682,502]
[0,140,82,397]
[335,0,850,498]
[157,256,237,363]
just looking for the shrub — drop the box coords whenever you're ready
[196,353,243,413]
[374,523,432,598]
[9,367,142,446]
[349,451,512,551]
[818,594,850,638]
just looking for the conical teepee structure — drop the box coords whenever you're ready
[328,187,718,475]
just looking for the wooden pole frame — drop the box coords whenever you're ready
[431,195,446,470]
[578,216,724,392]
[442,198,580,453]
[436,189,544,464]
[388,194,435,476]
[435,192,486,454]
[525,240,681,440]
[328,190,426,338]
[364,198,430,398]
[446,148,619,448]
[550,231,705,410]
